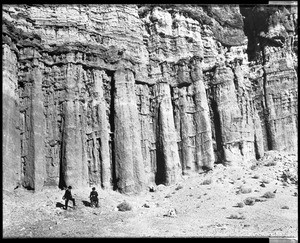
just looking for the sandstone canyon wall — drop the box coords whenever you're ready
[2,4,298,193]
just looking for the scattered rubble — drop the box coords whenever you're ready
[164,208,177,218]
[244,197,256,206]
[281,206,289,210]
[117,201,132,212]
[228,212,245,220]
[262,192,276,199]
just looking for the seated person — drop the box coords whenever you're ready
[89,187,99,207]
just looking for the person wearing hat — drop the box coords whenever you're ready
[89,187,99,208]
[62,186,76,210]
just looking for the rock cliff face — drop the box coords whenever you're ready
[2,4,298,193]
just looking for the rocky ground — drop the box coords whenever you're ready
[3,151,298,238]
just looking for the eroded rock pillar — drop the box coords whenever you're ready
[3,44,21,190]
[114,69,145,194]
[20,65,46,191]
[212,66,244,165]
[31,66,46,190]
[191,58,215,169]
[136,84,156,186]
[61,64,84,188]
[178,87,196,173]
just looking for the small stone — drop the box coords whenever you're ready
[175,185,183,190]
[244,197,256,206]
[281,206,289,209]
[143,203,150,208]
[228,213,245,220]
[236,202,244,208]
[164,208,177,218]
[262,191,275,198]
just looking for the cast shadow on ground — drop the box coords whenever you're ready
[82,200,91,207]
[56,202,65,208]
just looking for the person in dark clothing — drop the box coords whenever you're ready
[63,186,76,210]
[89,187,99,208]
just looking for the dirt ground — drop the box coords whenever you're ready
[3,151,298,238]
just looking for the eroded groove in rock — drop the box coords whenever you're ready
[93,70,112,189]
[154,82,181,185]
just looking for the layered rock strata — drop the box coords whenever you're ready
[2,4,298,193]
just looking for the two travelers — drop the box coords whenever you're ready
[62,186,99,210]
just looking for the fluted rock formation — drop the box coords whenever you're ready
[2,4,298,193]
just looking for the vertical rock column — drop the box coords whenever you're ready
[263,46,298,153]
[232,64,259,161]
[3,44,21,190]
[191,58,215,169]
[93,70,112,189]
[177,87,197,173]
[114,69,146,194]
[61,64,84,188]
[155,82,181,185]
[136,84,155,186]
[20,64,46,191]
[211,66,244,165]
[30,66,46,190]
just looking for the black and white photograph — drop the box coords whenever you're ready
[2,2,298,238]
